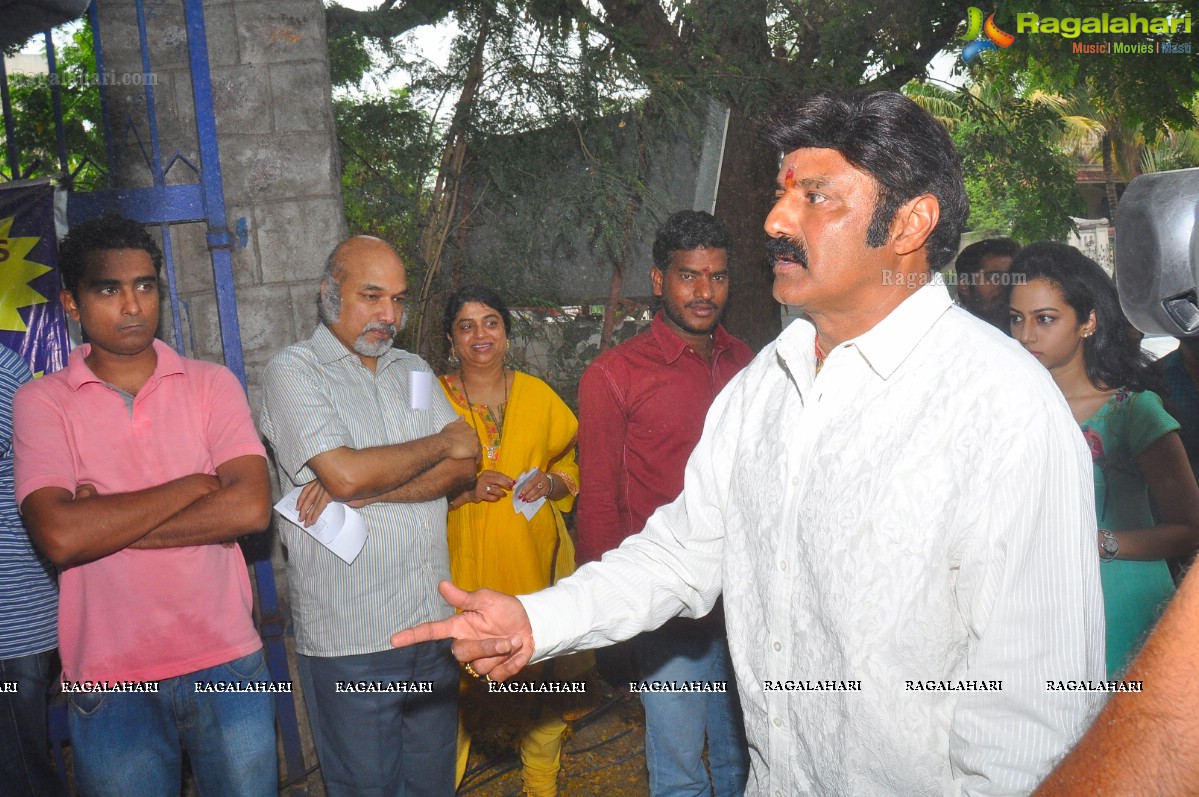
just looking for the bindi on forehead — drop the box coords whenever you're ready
[784,165,797,189]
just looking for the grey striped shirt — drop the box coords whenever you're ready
[260,324,457,656]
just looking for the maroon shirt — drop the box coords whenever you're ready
[576,311,754,564]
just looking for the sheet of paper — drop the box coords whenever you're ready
[273,486,368,565]
[410,370,433,410]
[511,469,547,521]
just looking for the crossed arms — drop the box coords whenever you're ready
[22,454,271,567]
[291,420,479,524]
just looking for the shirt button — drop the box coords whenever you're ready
[779,560,788,572]
[773,716,783,728]
[791,476,799,487]
[773,641,782,652]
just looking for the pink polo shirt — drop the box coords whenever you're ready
[13,340,265,682]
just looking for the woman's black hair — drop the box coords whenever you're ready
[1009,241,1163,394]
[443,285,512,338]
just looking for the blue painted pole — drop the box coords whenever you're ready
[179,0,306,782]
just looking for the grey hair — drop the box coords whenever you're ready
[317,248,342,325]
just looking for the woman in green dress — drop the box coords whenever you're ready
[1009,241,1199,676]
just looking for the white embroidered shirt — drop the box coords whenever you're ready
[521,284,1105,796]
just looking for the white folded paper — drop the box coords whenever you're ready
[511,469,547,521]
[410,370,433,410]
[274,486,368,565]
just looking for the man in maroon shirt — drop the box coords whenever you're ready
[577,210,753,796]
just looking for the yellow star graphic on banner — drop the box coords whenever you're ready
[0,215,52,333]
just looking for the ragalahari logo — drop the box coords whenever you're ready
[961,7,1016,62]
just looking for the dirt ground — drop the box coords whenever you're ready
[458,683,649,797]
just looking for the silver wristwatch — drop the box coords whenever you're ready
[1099,529,1119,562]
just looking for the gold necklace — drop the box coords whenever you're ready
[459,369,509,463]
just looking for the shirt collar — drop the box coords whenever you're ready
[310,322,405,369]
[66,338,185,391]
[775,283,952,382]
[650,310,737,364]
[850,283,952,379]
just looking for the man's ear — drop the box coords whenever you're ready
[651,267,664,298]
[60,289,81,323]
[891,194,940,257]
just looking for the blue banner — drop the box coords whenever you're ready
[0,182,69,376]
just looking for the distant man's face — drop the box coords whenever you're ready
[958,254,1013,328]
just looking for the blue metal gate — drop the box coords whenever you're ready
[1,0,306,786]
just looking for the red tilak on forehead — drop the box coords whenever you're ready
[784,165,797,189]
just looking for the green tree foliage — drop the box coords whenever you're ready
[329,0,1199,349]
[988,1,1198,137]
[327,0,976,351]
[334,90,438,254]
[2,24,105,188]
[907,82,1082,241]
[976,1,1199,216]
[955,96,1083,241]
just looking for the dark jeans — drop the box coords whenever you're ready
[297,640,458,797]
[0,648,69,797]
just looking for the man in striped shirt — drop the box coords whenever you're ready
[261,235,478,797]
[0,343,66,797]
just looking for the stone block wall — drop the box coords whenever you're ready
[93,0,345,410]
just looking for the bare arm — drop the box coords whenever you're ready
[21,474,219,567]
[130,455,271,549]
[1110,432,1199,560]
[1033,564,1199,796]
[349,457,477,507]
[293,443,478,526]
[307,417,479,502]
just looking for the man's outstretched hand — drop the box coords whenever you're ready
[391,581,535,682]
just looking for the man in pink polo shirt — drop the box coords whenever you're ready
[13,214,277,796]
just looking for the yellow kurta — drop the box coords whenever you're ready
[440,371,579,596]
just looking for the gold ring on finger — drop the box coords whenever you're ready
[464,662,481,679]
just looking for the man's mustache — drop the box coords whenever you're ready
[765,236,808,268]
[363,321,398,337]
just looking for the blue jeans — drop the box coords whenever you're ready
[637,630,749,797]
[0,648,69,797]
[297,640,458,797]
[67,649,277,797]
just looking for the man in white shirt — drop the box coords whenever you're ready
[394,90,1106,796]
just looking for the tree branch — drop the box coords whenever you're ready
[325,0,460,40]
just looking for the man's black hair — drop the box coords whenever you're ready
[761,90,969,271]
[58,213,163,298]
[955,238,1021,276]
[652,210,732,272]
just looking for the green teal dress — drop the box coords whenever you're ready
[1081,388,1180,676]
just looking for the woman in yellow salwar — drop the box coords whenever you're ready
[439,286,585,797]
